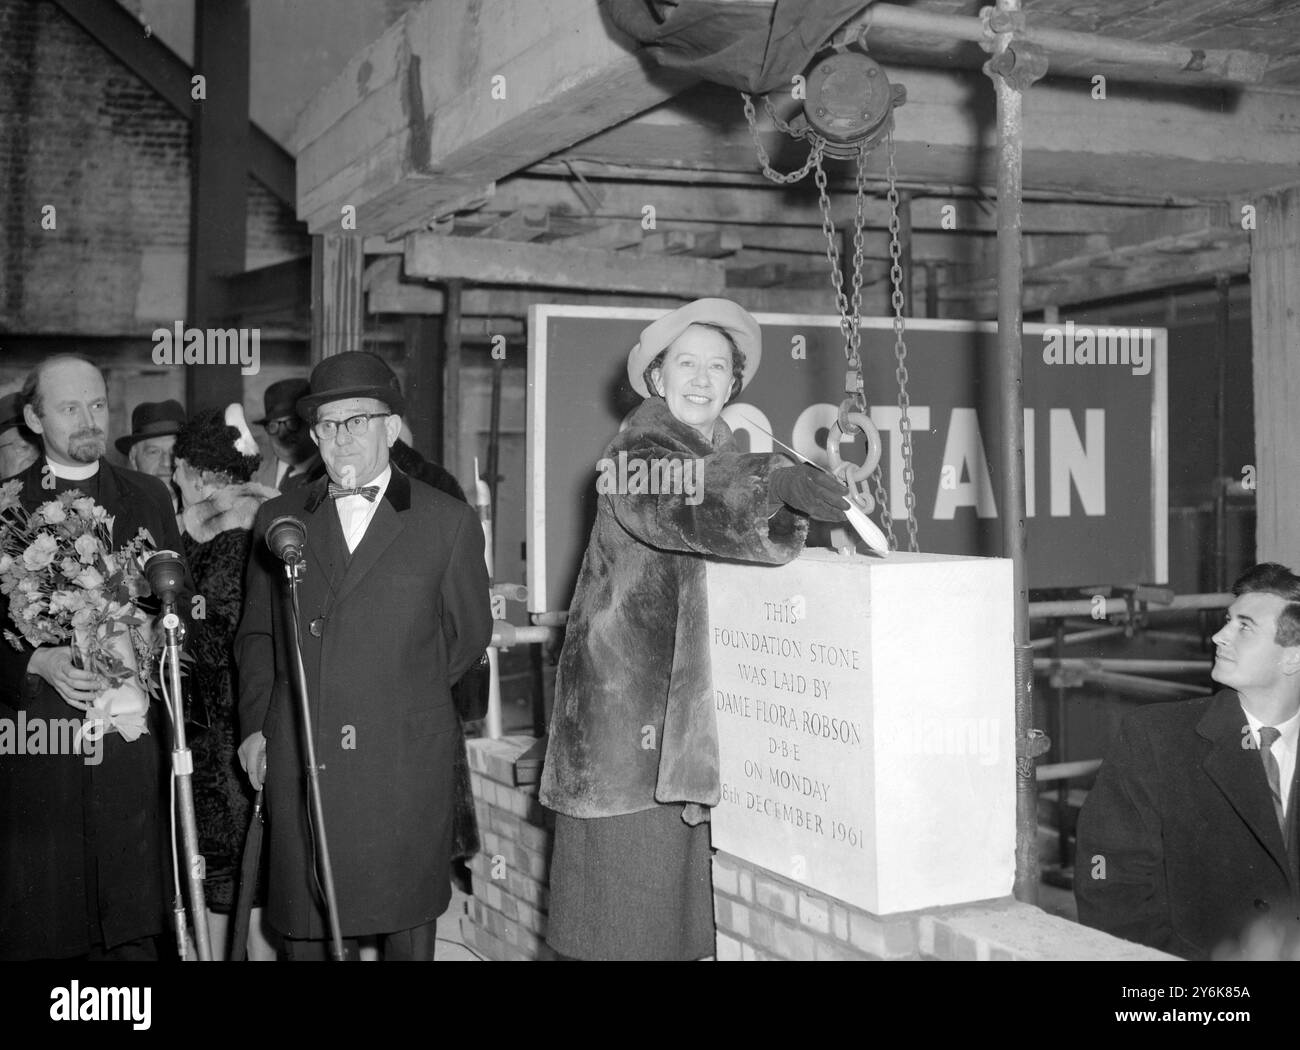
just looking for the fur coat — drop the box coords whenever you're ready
[540,397,808,824]
[180,482,278,912]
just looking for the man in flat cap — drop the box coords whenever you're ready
[252,378,325,494]
[116,399,186,512]
[235,351,492,960]
[0,392,40,479]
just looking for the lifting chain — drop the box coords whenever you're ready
[740,91,920,552]
[885,126,919,553]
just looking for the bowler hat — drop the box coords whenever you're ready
[114,399,187,454]
[0,393,26,435]
[255,378,312,425]
[627,298,762,398]
[296,352,406,419]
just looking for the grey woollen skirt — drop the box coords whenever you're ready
[546,803,715,960]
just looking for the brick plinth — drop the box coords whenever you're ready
[461,735,556,961]
[460,739,1172,962]
[712,852,1175,962]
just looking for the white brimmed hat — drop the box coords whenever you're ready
[627,298,762,398]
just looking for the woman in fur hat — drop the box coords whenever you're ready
[173,405,280,960]
[540,299,852,960]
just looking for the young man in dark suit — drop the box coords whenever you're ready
[234,351,492,961]
[0,355,181,960]
[1076,562,1300,959]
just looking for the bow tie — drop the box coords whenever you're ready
[328,483,380,502]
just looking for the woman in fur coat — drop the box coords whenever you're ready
[173,405,280,960]
[540,299,852,960]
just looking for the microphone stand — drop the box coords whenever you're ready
[280,552,346,961]
[161,603,212,961]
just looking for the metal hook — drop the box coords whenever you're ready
[826,410,882,514]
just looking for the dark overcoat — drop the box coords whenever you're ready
[540,397,808,821]
[1075,689,1300,959]
[234,466,492,939]
[0,459,180,959]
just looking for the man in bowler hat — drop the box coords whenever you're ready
[0,392,40,479]
[252,379,325,493]
[235,351,492,960]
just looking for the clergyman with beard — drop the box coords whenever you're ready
[0,354,182,961]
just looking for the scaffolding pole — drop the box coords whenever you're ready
[852,3,1266,86]
[984,0,1049,906]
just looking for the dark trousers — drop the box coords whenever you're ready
[282,918,440,961]
[36,936,160,963]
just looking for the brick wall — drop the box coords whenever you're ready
[712,851,1173,961]
[0,0,306,337]
[460,735,557,961]
[460,737,1170,962]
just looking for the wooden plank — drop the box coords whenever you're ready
[948,207,1248,312]
[955,242,1250,315]
[552,70,1300,201]
[294,0,695,235]
[948,208,1238,296]
[1250,185,1300,563]
[492,174,1157,234]
[727,261,888,289]
[366,258,841,317]
[553,221,644,250]
[476,208,550,242]
[641,230,742,258]
[404,233,725,295]
[311,235,365,362]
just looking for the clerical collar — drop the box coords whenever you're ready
[46,457,100,481]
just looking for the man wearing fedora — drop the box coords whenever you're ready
[0,392,40,479]
[234,350,492,960]
[116,399,186,512]
[252,378,325,494]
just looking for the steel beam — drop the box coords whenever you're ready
[49,0,294,207]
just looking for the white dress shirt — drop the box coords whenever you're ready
[334,465,391,554]
[1243,705,1300,816]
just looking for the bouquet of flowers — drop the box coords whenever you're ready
[0,479,161,741]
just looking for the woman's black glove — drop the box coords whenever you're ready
[768,465,850,522]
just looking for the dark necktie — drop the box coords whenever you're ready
[1258,725,1287,846]
[328,483,380,503]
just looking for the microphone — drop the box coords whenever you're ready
[266,515,307,565]
[144,550,187,609]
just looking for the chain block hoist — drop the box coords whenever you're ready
[740,29,920,553]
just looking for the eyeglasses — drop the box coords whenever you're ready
[312,413,390,440]
[264,417,302,437]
